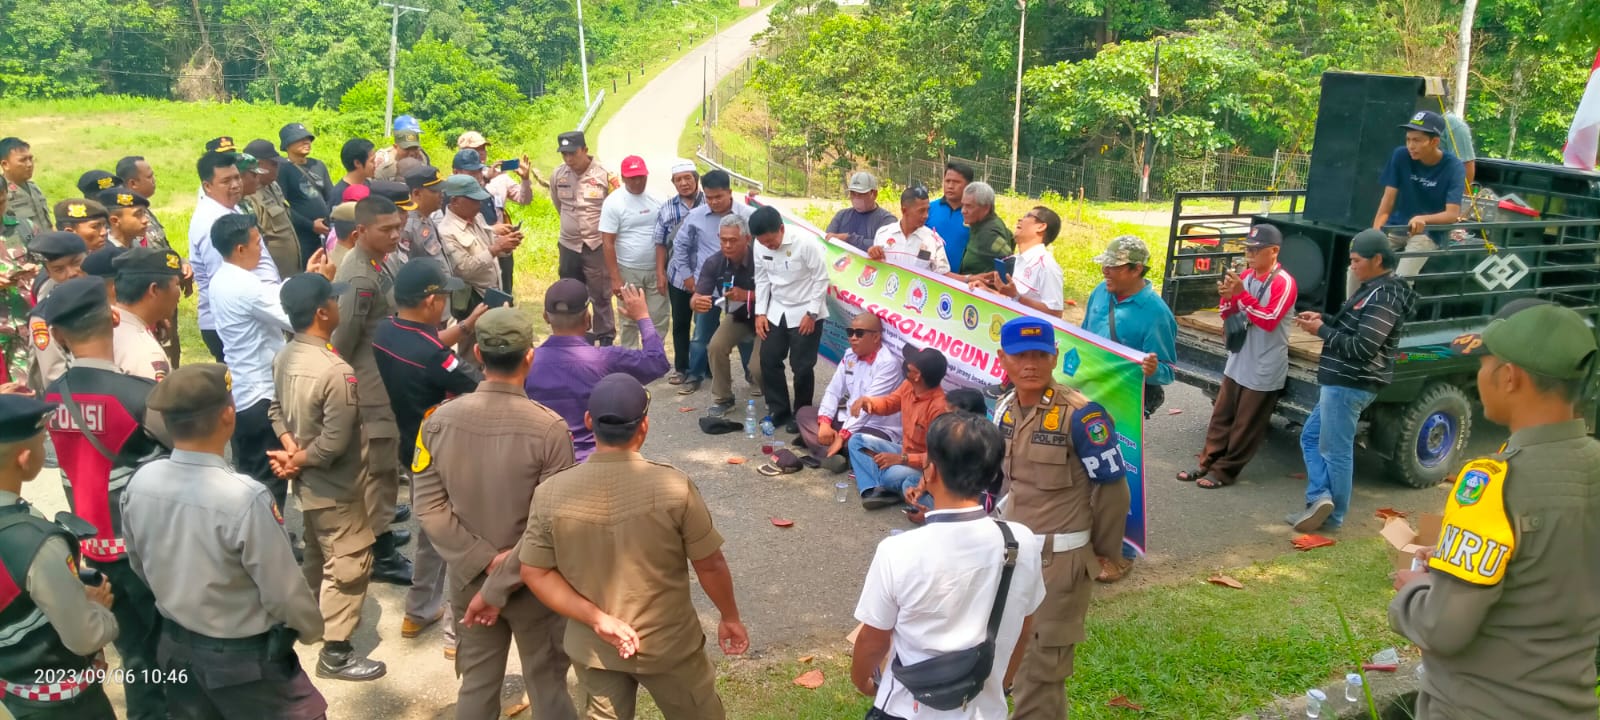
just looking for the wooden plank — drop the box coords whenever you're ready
[1178,309,1323,362]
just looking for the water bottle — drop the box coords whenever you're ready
[743,400,757,439]
[1414,661,1426,681]
[834,481,850,503]
[760,415,776,438]
[1304,689,1327,719]
[1344,673,1363,703]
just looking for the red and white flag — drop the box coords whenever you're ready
[1562,47,1600,170]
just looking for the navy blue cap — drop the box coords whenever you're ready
[0,394,55,443]
[82,246,126,279]
[1400,110,1446,137]
[27,231,88,260]
[452,148,485,172]
[1000,317,1056,355]
[77,169,121,198]
[34,276,109,325]
[589,373,650,425]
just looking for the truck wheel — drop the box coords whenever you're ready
[1384,383,1474,488]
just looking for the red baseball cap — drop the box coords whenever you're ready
[620,155,648,178]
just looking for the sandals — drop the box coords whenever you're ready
[1195,476,1227,489]
[756,462,801,476]
[1176,468,1206,482]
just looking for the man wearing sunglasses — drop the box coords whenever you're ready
[796,313,903,473]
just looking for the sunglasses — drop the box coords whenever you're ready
[845,328,880,338]
[906,184,930,200]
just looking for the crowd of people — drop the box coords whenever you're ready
[0,102,1594,720]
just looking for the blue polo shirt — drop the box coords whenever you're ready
[1378,147,1465,227]
[927,197,968,270]
[1082,280,1177,386]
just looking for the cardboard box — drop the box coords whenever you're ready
[1380,513,1442,572]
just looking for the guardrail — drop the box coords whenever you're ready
[576,90,608,132]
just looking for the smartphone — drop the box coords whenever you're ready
[499,159,521,171]
[1230,256,1248,274]
[994,256,1017,284]
[484,288,514,309]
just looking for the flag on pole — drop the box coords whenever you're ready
[1562,47,1600,170]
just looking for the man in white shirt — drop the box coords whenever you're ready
[600,155,666,349]
[869,185,952,276]
[751,205,830,434]
[852,412,1046,719]
[795,312,902,473]
[189,150,281,361]
[971,205,1066,315]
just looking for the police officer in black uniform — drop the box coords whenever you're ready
[0,393,120,720]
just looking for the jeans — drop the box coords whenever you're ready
[686,309,722,382]
[1299,384,1376,527]
[848,434,925,506]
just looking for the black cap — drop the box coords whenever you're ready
[34,276,109,324]
[403,164,443,190]
[544,278,589,314]
[279,273,351,322]
[1399,110,1446,137]
[96,188,149,211]
[148,364,233,415]
[0,394,55,443]
[588,373,650,424]
[370,179,414,210]
[54,199,108,227]
[902,344,949,387]
[1242,224,1282,248]
[394,258,464,303]
[204,136,239,155]
[82,246,127,279]
[556,131,586,153]
[27,231,88,260]
[112,246,184,277]
[279,123,315,151]
[243,139,281,161]
[77,169,121,197]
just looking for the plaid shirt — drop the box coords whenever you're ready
[654,190,704,248]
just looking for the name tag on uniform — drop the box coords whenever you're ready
[582,185,605,200]
[1031,432,1068,446]
[917,249,932,261]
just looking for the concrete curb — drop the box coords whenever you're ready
[1237,660,1422,719]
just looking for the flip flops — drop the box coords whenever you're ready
[757,449,805,476]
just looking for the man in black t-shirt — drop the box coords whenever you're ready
[696,214,760,414]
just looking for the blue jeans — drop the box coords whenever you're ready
[1299,385,1377,528]
[686,310,721,381]
[848,434,928,507]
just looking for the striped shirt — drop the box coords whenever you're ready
[1220,264,1297,392]
[1315,273,1416,391]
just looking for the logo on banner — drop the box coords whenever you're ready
[988,315,1003,342]
[1061,348,1082,376]
[937,293,953,320]
[962,305,979,330]
[884,273,901,299]
[832,255,852,272]
[858,266,877,287]
[905,280,928,313]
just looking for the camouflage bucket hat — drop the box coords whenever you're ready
[1092,235,1151,268]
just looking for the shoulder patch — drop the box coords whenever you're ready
[30,318,49,350]
[270,500,284,526]
[1071,402,1126,484]
[153,361,170,382]
[411,429,432,474]
[1429,457,1514,586]
[344,373,359,405]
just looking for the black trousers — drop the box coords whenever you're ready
[157,627,327,720]
[200,330,225,362]
[100,559,165,720]
[667,284,694,373]
[498,254,514,293]
[232,399,285,511]
[759,317,823,425]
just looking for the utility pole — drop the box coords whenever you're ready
[379,2,426,136]
[1452,0,1478,116]
[577,0,592,107]
[1140,38,1160,202]
[1010,0,1027,191]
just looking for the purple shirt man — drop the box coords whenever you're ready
[525,279,669,460]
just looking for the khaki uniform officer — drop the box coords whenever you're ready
[268,273,386,683]
[25,232,89,390]
[121,364,328,720]
[412,307,578,720]
[474,373,747,720]
[995,317,1130,719]
[1390,302,1600,720]
[108,247,184,383]
[333,197,414,584]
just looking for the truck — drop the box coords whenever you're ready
[1160,158,1600,488]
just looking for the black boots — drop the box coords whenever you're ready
[370,531,414,586]
[316,641,387,682]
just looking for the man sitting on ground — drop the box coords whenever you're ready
[795,313,902,474]
[846,347,949,519]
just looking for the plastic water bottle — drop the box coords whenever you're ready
[1344,673,1363,702]
[1305,689,1327,719]
[743,401,757,439]
[834,481,850,503]
[760,415,776,438]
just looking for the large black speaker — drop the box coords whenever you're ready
[1304,72,1428,229]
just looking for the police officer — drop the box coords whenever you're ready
[76,170,120,200]
[0,393,119,720]
[993,316,1128,718]
[549,130,618,346]
[122,364,327,719]
[266,274,386,682]
[412,307,578,720]
[25,232,88,392]
[52,200,108,254]
[394,165,447,278]
[109,248,183,382]
[38,277,170,720]
[243,139,302,278]
[332,195,414,584]
[1390,301,1600,720]
[0,224,35,385]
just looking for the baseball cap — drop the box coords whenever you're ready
[330,201,358,239]
[452,148,485,173]
[404,164,443,190]
[279,273,351,322]
[393,115,421,133]
[112,247,184,277]
[1092,235,1151,268]
[1399,110,1446,137]
[394,258,464,303]
[34,276,110,323]
[77,169,120,197]
[847,172,879,193]
[620,155,648,178]
[81,246,126,279]
[1350,228,1392,260]
[456,131,488,149]
[394,130,421,149]
[97,188,149,211]
[28,231,88,260]
[544,278,589,314]
[589,373,651,425]
[1452,302,1597,380]
[55,199,108,226]
[279,123,315,150]
[1242,224,1282,248]
[236,152,265,175]
[476,307,535,352]
[0,394,54,444]
[244,139,281,161]
[1450,298,1553,358]
[903,345,949,388]
[147,364,233,415]
[439,174,490,201]
[556,131,586,154]
[1000,317,1057,355]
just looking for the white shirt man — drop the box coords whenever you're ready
[190,194,281,333]
[754,227,829,329]
[599,187,663,274]
[210,261,292,410]
[1012,242,1065,312]
[817,346,903,440]
[873,222,951,275]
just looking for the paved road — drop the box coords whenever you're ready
[595,3,775,198]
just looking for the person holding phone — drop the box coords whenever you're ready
[969,205,1064,316]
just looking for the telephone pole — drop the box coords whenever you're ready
[1010,0,1027,191]
[577,0,592,107]
[380,2,427,135]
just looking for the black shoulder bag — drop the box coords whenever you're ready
[887,520,1020,711]
[1224,269,1278,354]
